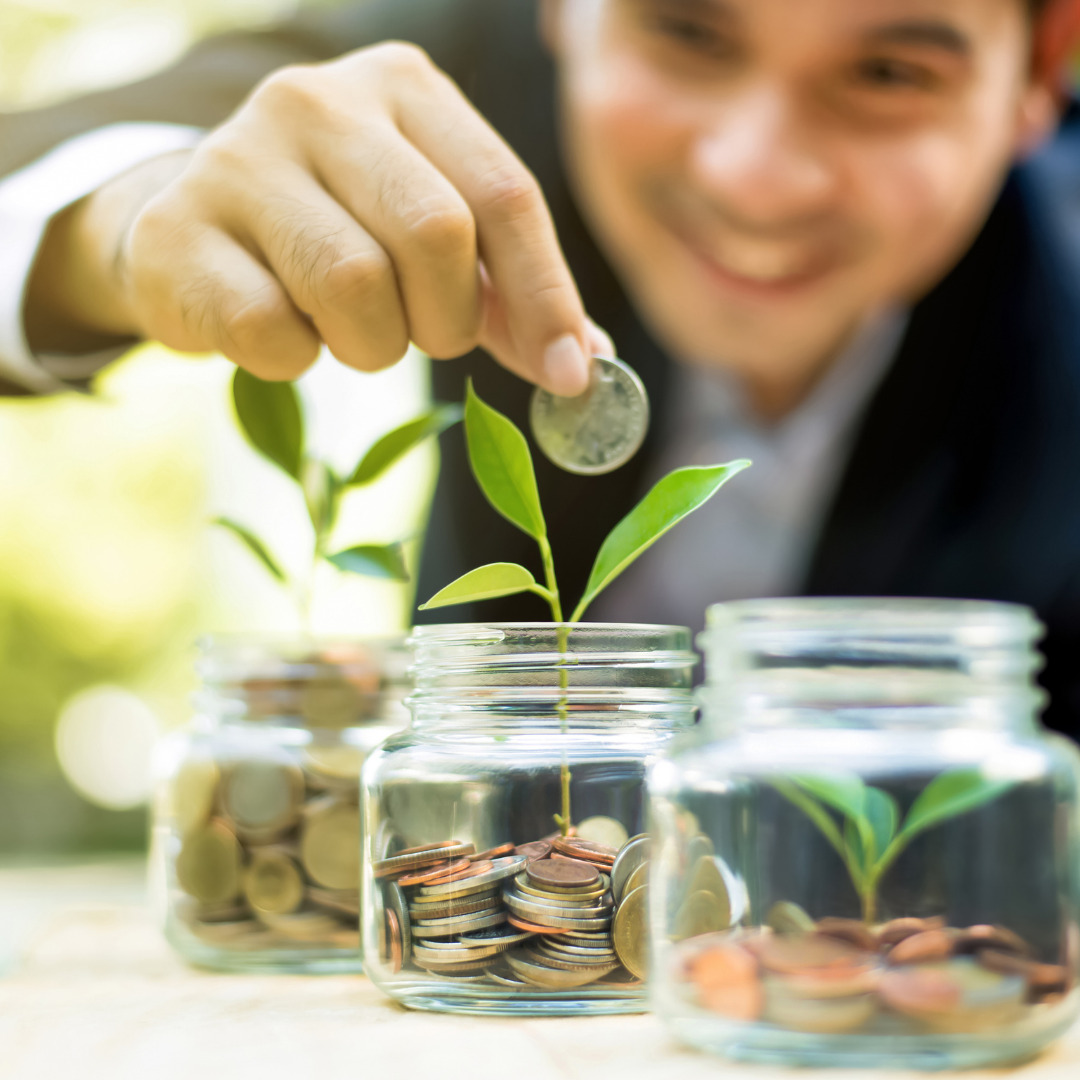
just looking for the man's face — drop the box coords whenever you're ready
[546,0,1054,404]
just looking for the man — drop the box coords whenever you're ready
[1,0,1079,733]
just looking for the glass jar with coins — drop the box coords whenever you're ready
[650,598,1080,1068]
[151,636,408,973]
[360,622,696,1015]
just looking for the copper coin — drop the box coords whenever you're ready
[815,918,877,953]
[528,858,600,889]
[373,841,475,878]
[395,841,462,857]
[877,916,946,948]
[690,942,764,1022]
[422,860,496,886]
[507,915,569,935]
[515,840,553,862]
[552,836,618,860]
[750,934,873,977]
[889,929,958,966]
[955,924,1029,958]
[386,908,403,974]
[396,858,470,887]
[879,967,962,1016]
[470,843,515,862]
[977,950,1068,995]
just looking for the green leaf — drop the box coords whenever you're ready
[212,517,287,583]
[844,815,869,879]
[301,459,341,541]
[347,404,464,487]
[419,563,549,611]
[792,774,868,822]
[864,786,900,863]
[326,543,409,582]
[464,380,546,541]
[772,779,848,864]
[896,768,1014,845]
[570,461,750,620]
[232,368,304,480]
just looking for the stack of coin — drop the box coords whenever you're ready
[372,823,652,991]
[679,909,1072,1036]
[171,746,363,953]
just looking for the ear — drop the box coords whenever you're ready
[538,0,565,54]
[1013,80,1060,159]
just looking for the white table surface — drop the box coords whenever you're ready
[2,887,1080,1080]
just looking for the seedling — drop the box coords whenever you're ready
[421,380,750,832]
[773,769,1015,924]
[215,368,461,623]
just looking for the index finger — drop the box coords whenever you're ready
[395,71,592,396]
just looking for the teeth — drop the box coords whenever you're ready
[712,240,807,283]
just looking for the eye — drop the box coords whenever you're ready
[853,57,937,90]
[646,14,733,58]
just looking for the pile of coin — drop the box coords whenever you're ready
[170,745,364,954]
[680,907,1074,1036]
[372,824,653,990]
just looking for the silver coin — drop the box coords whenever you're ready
[417,856,526,897]
[530,356,649,475]
[411,911,507,938]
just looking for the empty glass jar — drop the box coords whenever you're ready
[650,599,1080,1068]
[360,622,696,1015]
[151,636,408,972]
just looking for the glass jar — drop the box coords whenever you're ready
[360,622,696,1015]
[650,598,1080,1069]
[151,636,408,973]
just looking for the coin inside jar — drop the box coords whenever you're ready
[529,355,649,475]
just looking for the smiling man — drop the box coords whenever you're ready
[1,0,1079,732]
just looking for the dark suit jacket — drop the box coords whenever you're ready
[3,0,1080,737]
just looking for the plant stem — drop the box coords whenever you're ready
[537,535,572,836]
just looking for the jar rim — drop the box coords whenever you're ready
[703,597,1041,643]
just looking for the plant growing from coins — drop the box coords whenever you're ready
[421,379,750,834]
[215,368,461,623]
[773,769,1015,924]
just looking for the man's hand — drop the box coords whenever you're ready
[27,43,610,394]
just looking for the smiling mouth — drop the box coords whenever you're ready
[659,210,841,297]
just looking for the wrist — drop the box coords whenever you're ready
[24,150,193,354]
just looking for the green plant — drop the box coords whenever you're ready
[773,769,1015,924]
[420,380,750,621]
[421,379,750,834]
[215,368,461,623]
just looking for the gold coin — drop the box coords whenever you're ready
[176,820,242,904]
[622,860,649,899]
[687,857,732,928]
[613,883,649,979]
[243,849,304,916]
[576,816,629,851]
[767,900,816,936]
[610,836,649,904]
[530,355,649,475]
[170,755,219,836]
[220,759,303,839]
[303,744,364,781]
[300,801,360,890]
[673,889,729,941]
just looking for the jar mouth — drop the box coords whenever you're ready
[194,634,410,728]
[407,622,697,713]
[703,598,1042,648]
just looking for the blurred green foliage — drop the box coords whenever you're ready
[0,0,431,856]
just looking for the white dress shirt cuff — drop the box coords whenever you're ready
[0,122,204,393]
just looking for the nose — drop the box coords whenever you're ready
[690,85,837,230]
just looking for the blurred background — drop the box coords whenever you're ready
[0,0,434,880]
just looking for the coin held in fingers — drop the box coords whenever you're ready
[530,356,649,475]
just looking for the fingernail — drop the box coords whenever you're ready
[542,333,590,396]
[587,318,616,359]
